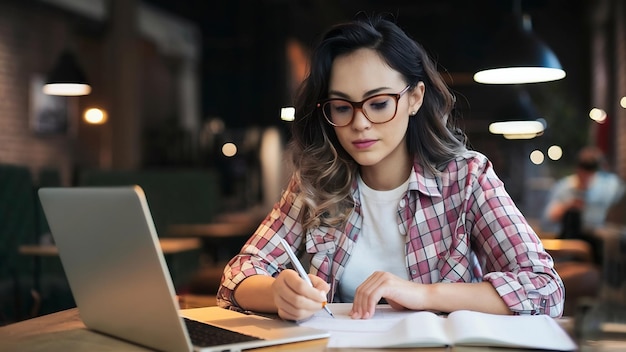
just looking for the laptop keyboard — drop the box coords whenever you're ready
[183,317,263,347]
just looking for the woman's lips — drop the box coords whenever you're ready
[352,139,377,149]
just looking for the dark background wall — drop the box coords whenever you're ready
[142,0,596,214]
[145,0,590,133]
[1,0,625,212]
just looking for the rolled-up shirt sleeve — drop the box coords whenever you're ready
[468,158,564,317]
[217,179,303,311]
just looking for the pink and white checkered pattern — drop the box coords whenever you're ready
[217,151,564,317]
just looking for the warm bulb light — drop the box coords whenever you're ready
[473,67,565,84]
[84,108,107,124]
[547,145,563,160]
[222,142,237,157]
[207,118,225,134]
[280,107,295,121]
[489,120,545,135]
[503,133,540,140]
[530,150,545,165]
[589,108,607,123]
[43,83,92,96]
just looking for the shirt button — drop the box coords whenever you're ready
[399,199,406,207]
[411,269,417,275]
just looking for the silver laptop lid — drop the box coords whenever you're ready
[39,186,193,352]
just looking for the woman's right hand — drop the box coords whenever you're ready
[271,269,330,321]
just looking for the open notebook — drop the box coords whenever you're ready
[300,303,577,350]
[38,186,329,352]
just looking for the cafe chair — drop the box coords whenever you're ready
[541,238,601,316]
[0,165,35,322]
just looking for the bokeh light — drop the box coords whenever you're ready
[589,108,607,123]
[222,142,237,157]
[280,107,295,121]
[547,145,563,160]
[530,150,545,165]
[84,108,107,124]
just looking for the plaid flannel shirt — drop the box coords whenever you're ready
[217,150,565,317]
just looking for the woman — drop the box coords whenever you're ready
[217,16,564,321]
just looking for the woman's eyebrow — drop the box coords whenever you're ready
[327,87,392,100]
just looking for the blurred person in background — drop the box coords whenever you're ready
[543,146,625,263]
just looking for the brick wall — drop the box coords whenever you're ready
[0,1,74,186]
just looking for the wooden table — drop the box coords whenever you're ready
[168,222,258,239]
[0,308,336,352]
[16,238,202,318]
[168,206,265,240]
[18,238,202,289]
[0,306,588,352]
[18,238,202,256]
[168,221,259,264]
[0,307,512,352]
[17,238,202,290]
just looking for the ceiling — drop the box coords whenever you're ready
[143,0,592,150]
[144,0,588,74]
[139,0,596,212]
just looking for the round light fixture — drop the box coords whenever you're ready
[474,14,565,84]
[43,49,92,96]
[489,120,545,138]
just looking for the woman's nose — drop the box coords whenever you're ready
[350,108,371,129]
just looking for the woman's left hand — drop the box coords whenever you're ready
[349,271,426,319]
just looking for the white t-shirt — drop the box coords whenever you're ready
[338,174,410,302]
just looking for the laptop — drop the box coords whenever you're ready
[38,186,329,352]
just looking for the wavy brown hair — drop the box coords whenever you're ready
[288,15,467,232]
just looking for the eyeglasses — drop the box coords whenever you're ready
[317,85,412,127]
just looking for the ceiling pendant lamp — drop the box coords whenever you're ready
[473,1,566,84]
[489,89,546,139]
[489,120,545,139]
[43,48,92,96]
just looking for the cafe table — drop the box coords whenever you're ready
[0,287,584,352]
[168,219,259,264]
[0,305,579,352]
[18,238,202,257]
[16,238,202,317]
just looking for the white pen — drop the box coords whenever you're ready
[279,238,335,318]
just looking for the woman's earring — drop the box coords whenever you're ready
[410,111,417,116]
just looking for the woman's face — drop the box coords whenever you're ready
[328,48,424,173]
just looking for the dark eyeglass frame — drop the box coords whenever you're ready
[316,85,412,127]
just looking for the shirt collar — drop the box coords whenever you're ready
[410,157,443,198]
[351,157,443,205]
